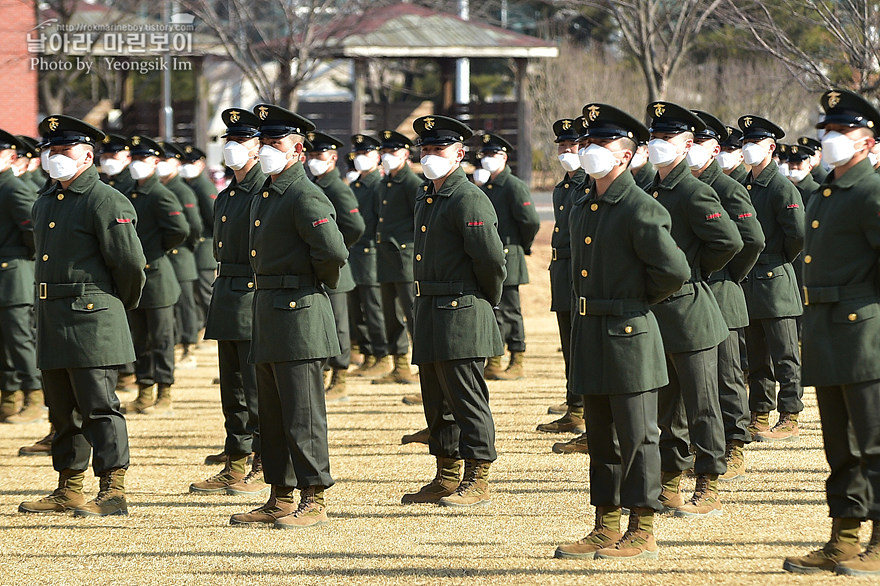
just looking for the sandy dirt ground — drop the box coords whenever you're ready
[0,222,871,585]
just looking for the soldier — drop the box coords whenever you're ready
[717,126,749,185]
[191,109,267,496]
[738,115,805,442]
[347,135,389,379]
[180,145,218,332]
[118,136,188,417]
[18,115,145,517]
[98,134,135,196]
[630,141,654,192]
[809,136,829,184]
[644,102,742,517]
[788,139,821,200]
[306,131,365,401]
[783,88,880,576]
[554,104,690,560]
[689,111,765,481]
[158,142,203,370]
[536,119,587,444]
[228,104,347,528]
[371,129,422,386]
[477,133,541,380]
[400,114,505,507]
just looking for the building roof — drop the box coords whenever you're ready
[324,3,559,59]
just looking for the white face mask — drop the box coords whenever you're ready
[630,152,648,170]
[788,168,809,183]
[101,158,126,177]
[480,155,504,174]
[346,170,361,183]
[579,144,620,179]
[223,141,251,170]
[715,151,740,171]
[307,157,331,177]
[156,160,175,178]
[685,143,712,170]
[259,145,291,175]
[420,154,453,180]
[40,150,50,173]
[47,153,82,181]
[472,168,491,185]
[381,153,403,174]
[869,152,880,167]
[741,142,768,166]
[180,163,200,179]
[777,162,790,177]
[821,131,864,168]
[647,138,680,168]
[558,152,580,172]
[353,154,374,173]
[129,160,154,180]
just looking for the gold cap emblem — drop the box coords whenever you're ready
[384,130,392,139]
[47,117,59,131]
[581,118,588,128]
[561,120,571,130]
[423,117,435,130]
[307,132,315,142]
[257,106,269,120]
[791,146,798,153]
[743,117,753,128]
[482,134,491,144]
[587,105,600,122]
[355,135,363,144]
[229,110,240,123]
[827,91,841,108]
[103,136,110,144]
[131,136,141,146]
[653,104,665,117]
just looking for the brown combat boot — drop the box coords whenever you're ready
[675,474,723,518]
[504,351,525,379]
[372,354,417,385]
[548,402,568,415]
[439,459,491,507]
[349,354,377,377]
[355,354,391,378]
[19,469,86,513]
[142,383,172,415]
[116,372,137,393]
[5,389,46,424]
[783,518,862,574]
[401,457,463,504]
[226,454,270,496]
[537,406,586,434]
[747,411,770,438]
[73,468,128,517]
[230,486,297,526]
[659,471,684,512]
[0,390,23,421]
[755,412,799,442]
[837,520,880,576]
[275,486,329,529]
[401,427,430,445]
[719,441,745,481]
[325,369,348,402]
[121,383,155,414]
[19,425,54,456]
[595,507,658,559]
[190,454,248,493]
[483,356,506,380]
[552,432,589,454]
[402,394,423,405]
[555,507,623,559]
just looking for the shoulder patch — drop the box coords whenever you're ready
[185,203,195,208]
[467,221,484,227]
[737,212,753,219]
[349,208,359,214]
[116,218,132,224]
[523,201,532,206]
[786,203,800,209]
[169,211,181,216]
[20,219,31,225]
[312,218,329,227]
[706,212,722,220]
[210,195,217,200]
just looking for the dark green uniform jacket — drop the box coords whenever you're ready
[794,172,820,207]
[729,163,749,185]
[742,160,805,320]
[811,164,829,185]
[248,162,348,364]
[163,173,201,282]
[26,170,46,191]
[315,167,365,294]
[549,169,587,312]
[411,167,505,365]
[376,163,422,283]
[205,165,265,341]
[349,170,381,285]
[481,165,540,286]
[698,160,765,329]
[0,169,36,306]
[104,166,136,196]
[632,161,655,192]
[802,158,880,386]
[649,160,742,353]
[32,165,146,370]
[568,171,690,395]
[186,171,218,271]
[127,174,188,308]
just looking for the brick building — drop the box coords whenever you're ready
[0,1,38,136]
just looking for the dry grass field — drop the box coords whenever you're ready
[0,222,873,585]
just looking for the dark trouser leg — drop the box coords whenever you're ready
[0,304,40,391]
[255,362,296,487]
[718,329,750,443]
[746,319,775,413]
[43,367,129,475]
[149,306,176,385]
[421,362,461,459]
[658,355,691,473]
[495,285,525,353]
[844,380,880,520]
[381,282,409,356]
[395,281,415,341]
[128,309,154,386]
[196,268,214,329]
[261,360,334,489]
[218,340,258,456]
[327,291,351,370]
[431,358,496,461]
[584,394,621,507]
[354,284,387,357]
[556,311,582,408]
[175,280,199,345]
[348,289,369,355]
[763,317,802,413]
[739,327,749,375]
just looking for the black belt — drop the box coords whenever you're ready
[578,297,648,316]
[38,282,112,300]
[708,267,731,282]
[551,248,571,261]
[0,246,29,258]
[217,262,251,278]
[758,253,786,263]
[414,280,479,297]
[803,283,878,306]
[253,274,318,290]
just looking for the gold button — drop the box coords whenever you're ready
[386,182,392,187]
[248,282,254,288]
[289,301,296,308]
[218,241,224,248]
[144,264,150,269]
[383,199,387,204]
[416,254,422,261]
[823,188,832,197]
[652,191,658,198]
[48,221,55,228]
[221,215,227,222]
[379,218,384,222]
[131,194,137,199]
[42,254,48,261]
[57,193,64,200]
[488,185,493,189]
[559,205,564,211]
[401,244,406,249]
[86,303,94,310]
[849,313,858,321]
[624,326,633,334]
[355,182,361,187]
[585,236,592,244]
[804,255,812,264]
[421,225,426,232]
[363,247,369,253]
[581,269,588,277]
[230,190,235,196]
[451,300,458,307]
[0,262,7,268]
[811,220,819,228]
[504,248,509,254]
[564,183,569,188]
[427,197,433,204]
[263,191,269,198]
[171,249,178,254]
[747,184,752,191]
[554,227,559,233]
[767,271,773,277]
[251,250,256,257]
[254,220,260,227]
[590,203,598,211]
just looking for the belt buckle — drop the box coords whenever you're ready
[414,280,421,297]
[803,286,809,306]
[579,297,586,316]
[552,248,557,261]
[39,282,47,300]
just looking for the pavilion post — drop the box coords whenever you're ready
[514,57,532,187]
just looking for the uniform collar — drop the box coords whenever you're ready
[795,172,819,193]
[486,165,511,187]
[231,164,265,192]
[420,166,467,199]
[556,168,586,188]
[594,168,636,205]
[654,158,691,190]
[749,160,779,187]
[56,164,100,195]
[315,166,341,189]
[698,159,722,184]
[357,169,381,187]
[266,161,306,195]
[826,157,875,189]
[386,162,414,183]
[133,172,160,194]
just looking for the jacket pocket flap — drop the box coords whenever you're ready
[435,294,475,310]
[755,264,785,280]
[832,300,879,324]
[273,293,312,311]
[71,297,110,312]
[229,277,255,292]
[607,315,648,337]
